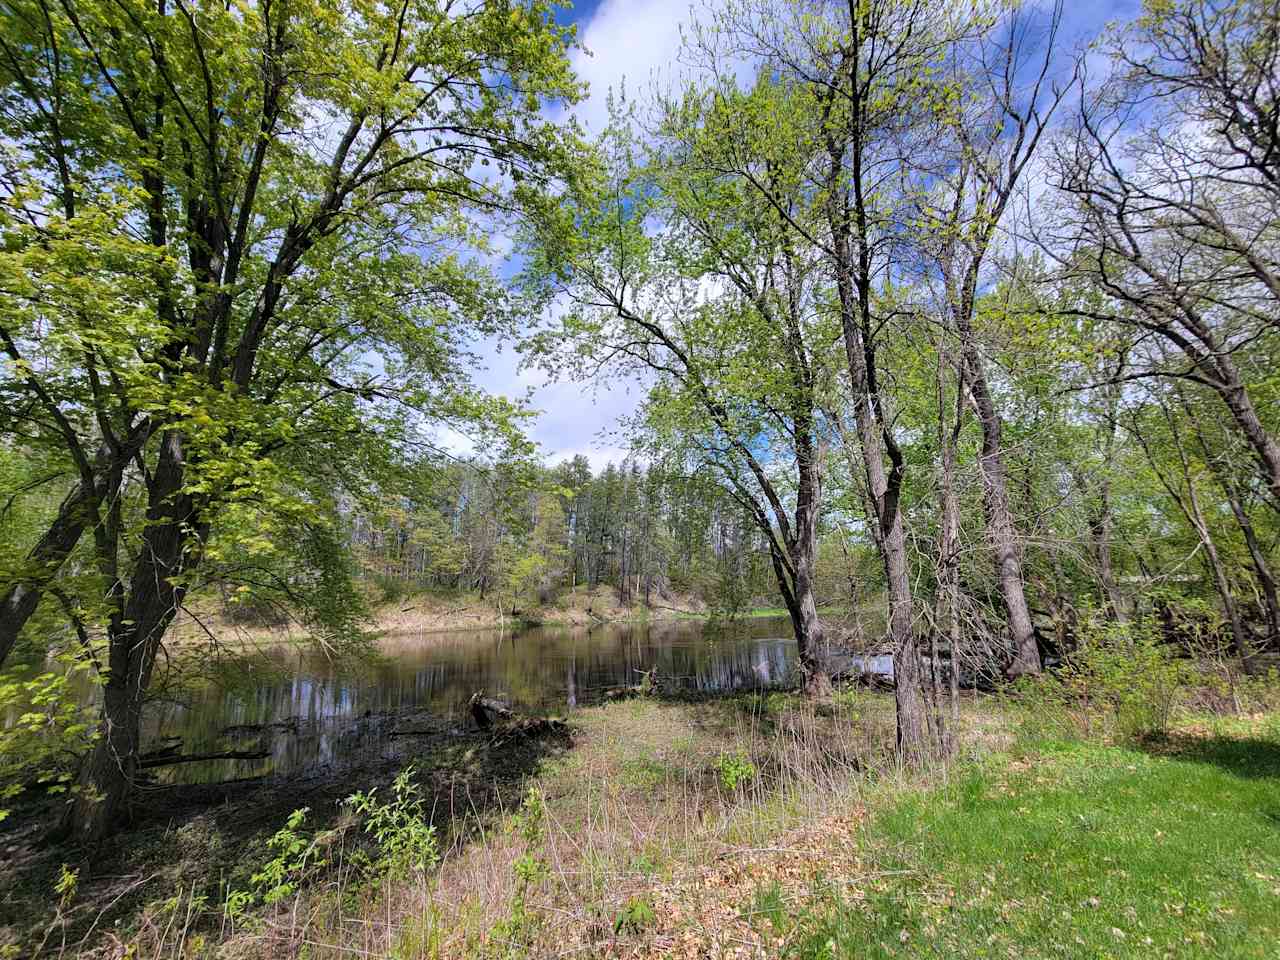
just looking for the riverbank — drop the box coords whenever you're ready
[9,678,1278,958]
[162,585,723,651]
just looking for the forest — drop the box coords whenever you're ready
[0,0,1278,956]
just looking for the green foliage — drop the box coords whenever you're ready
[490,787,550,956]
[1012,614,1192,744]
[745,880,789,937]
[344,766,440,877]
[716,750,757,792]
[53,863,78,911]
[613,895,656,935]
[248,808,330,906]
[0,658,98,820]
[369,571,415,606]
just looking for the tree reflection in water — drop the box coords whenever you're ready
[140,616,798,783]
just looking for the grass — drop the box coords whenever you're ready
[14,680,1280,958]
[785,720,1280,959]
[198,691,894,959]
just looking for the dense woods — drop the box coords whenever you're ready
[0,0,1277,932]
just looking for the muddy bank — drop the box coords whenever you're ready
[0,704,573,955]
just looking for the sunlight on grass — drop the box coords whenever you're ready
[789,734,1280,959]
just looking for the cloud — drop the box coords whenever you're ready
[465,0,1131,472]
[460,0,715,470]
[562,0,704,133]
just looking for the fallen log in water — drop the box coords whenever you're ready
[139,748,270,769]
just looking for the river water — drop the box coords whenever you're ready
[139,616,802,784]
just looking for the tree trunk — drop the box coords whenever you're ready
[770,540,830,697]
[1185,481,1249,657]
[62,432,200,842]
[1222,490,1278,651]
[1135,409,1249,658]
[1194,421,1280,651]
[1091,398,1127,623]
[964,352,1041,678]
[826,152,938,757]
[936,349,965,733]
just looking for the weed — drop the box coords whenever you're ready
[248,807,330,905]
[613,895,656,935]
[489,787,550,956]
[745,880,788,935]
[717,750,757,792]
[345,764,439,876]
[619,756,668,790]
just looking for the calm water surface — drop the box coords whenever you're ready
[141,616,800,783]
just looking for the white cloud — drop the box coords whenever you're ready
[462,0,720,470]
[563,0,705,134]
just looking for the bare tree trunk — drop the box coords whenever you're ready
[1184,479,1248,657]
[964,352,1041,678]
[1092,391,1128,623]
[1132,410,1249,657]
[1186,403,1280,652]
[936,351,965,735]
[825,148,938,757]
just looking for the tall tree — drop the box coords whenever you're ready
[0,0,583,840]
[920,1,1075,677]
[528,84,840,693]
[1048,0,1280,508]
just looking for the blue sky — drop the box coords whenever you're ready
[466,0,1141,471]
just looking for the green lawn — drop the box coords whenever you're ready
[788,726,1280,958]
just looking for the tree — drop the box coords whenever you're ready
[0,0,583,840]
[1048,0,1280,508]
[528,83,841,693]
[918,1,1075,677]
[689,0,966,755]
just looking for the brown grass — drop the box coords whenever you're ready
[168,691,1006,960]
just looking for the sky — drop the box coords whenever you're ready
[464,0,1141,472]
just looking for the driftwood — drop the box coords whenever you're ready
[468,691,515,730]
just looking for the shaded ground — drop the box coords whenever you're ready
[0,708,572,956]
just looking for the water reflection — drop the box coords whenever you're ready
[140,617,798,784]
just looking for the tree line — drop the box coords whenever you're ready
[342,454,782,613]
[0,0,1277,838]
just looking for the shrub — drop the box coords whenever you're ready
[716,750,757,792]
[1013,612,1191,744]
[345,765,440,877]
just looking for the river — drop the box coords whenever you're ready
[138,616,805,784]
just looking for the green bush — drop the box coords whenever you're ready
[716,750,757,792]
[1013,613,1191,744]
[345,765,439,876]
